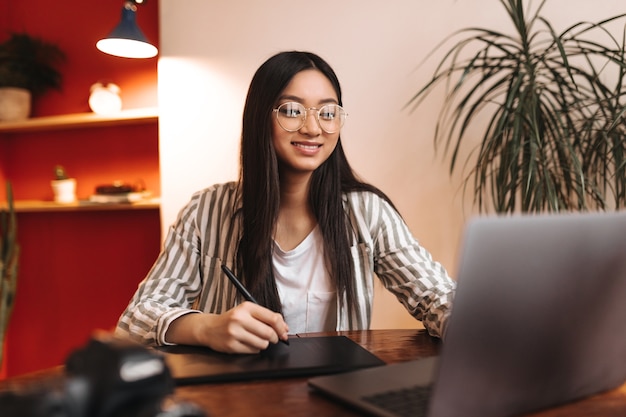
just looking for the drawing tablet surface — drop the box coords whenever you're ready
[155,335,385,385]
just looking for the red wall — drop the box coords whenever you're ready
[2,0,159,116]
[4,124,160,201]
[10,209,162,375]
[1,0,161,377]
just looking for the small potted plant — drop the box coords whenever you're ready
[0,32,65,121]
[51,165,77,204]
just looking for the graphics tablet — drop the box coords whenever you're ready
[156,335,385,385]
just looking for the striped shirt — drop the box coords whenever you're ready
[115,182,456,345]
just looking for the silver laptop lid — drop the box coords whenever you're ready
[429,211,626,417]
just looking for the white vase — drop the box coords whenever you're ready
[89,82,122,115]
[51,178,77,204]
[0,87,32,121]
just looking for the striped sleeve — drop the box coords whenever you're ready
[115,182,240,345]
[345,191,456,338]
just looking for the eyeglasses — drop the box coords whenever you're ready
[273,102,347,134]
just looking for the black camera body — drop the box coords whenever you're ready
[0,337,205,417]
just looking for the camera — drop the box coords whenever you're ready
[0,336,206,417]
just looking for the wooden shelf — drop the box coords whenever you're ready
[2,198,161,213]
[0,107,158,133]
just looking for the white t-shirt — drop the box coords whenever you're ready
[273,226,337,334]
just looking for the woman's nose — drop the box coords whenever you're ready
[299,109,322,135]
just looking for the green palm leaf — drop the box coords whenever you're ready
[408,0,626,213]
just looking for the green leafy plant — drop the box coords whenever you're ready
[0,182,19,368]
[0,32,65,96]
[408,0,626,213]
[54,165,69,180]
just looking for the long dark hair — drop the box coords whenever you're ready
[236,51,395,317]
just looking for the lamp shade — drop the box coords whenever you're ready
[96,2,158,59]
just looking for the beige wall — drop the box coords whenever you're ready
[157,1,624,328]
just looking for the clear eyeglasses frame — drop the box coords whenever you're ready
[273,101,348,134]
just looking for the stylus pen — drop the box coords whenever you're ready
[221,264,289,346]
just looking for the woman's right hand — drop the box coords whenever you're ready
[165,302,290,354]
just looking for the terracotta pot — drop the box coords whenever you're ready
[0,87,32,121]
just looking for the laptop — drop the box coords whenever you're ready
[309,211,626,417]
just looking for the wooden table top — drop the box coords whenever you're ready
[2,329,625,417]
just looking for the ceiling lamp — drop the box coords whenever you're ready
[96,0,158,59]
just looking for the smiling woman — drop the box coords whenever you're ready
[115,51,456,355]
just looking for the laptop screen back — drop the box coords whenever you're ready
[428,211,626,417]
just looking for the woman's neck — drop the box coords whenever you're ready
[275,174,317,251]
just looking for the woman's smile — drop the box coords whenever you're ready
[292,141,322,153]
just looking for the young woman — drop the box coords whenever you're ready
[116,51,456,354]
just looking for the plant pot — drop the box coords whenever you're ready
[0,87,31,121]
[51,178,77,203]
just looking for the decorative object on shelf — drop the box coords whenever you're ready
[96,0,158,59]
[0,32,65,121]
[89,180,151,203]
[407,0,626,214]
[89,82,122,115]
[0,181,19,370]
[0,88,30,122]
[50,165,77,204]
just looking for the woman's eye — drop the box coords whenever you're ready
[280,105,302,118]
[319,109,336,120]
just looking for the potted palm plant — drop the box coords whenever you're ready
[0,182,19,370]
[0,32,65,121]
[407,0,626,213]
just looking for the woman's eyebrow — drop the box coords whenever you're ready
[277,95,338,105]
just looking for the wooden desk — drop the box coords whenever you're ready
[2,329,626,416]
[173,329,440,417]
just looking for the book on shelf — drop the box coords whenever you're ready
[88,191,152,204]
